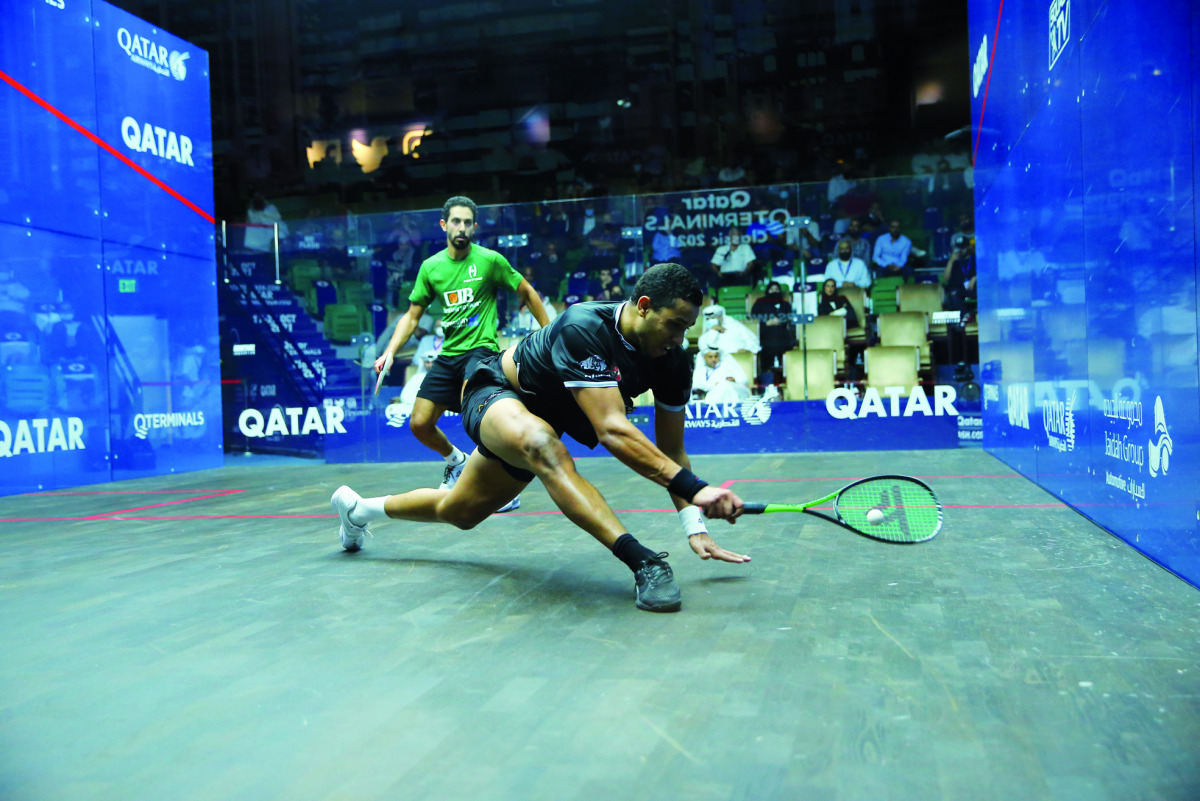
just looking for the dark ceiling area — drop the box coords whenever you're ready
[110,0,972,220]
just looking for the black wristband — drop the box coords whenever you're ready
[667,468,708,502]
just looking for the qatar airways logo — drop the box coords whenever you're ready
[117,27,189,80]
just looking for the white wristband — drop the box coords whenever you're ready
[678,506,707,537]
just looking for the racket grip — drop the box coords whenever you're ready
[742,502,768,514]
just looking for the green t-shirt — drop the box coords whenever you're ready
[409,244,523,355]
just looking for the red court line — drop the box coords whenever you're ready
[972,0,1006,165]
[0,67,215,225]
[26,490,210,496]
[721,474,1020,488]
[82,489,246,519]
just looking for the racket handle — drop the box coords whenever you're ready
[742,502,768,514]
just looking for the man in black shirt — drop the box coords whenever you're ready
[331,263,749,613]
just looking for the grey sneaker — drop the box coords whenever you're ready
[633,553,681,612]
[439,459,466,490]
[495,496,521,513]
[330,485,368,552]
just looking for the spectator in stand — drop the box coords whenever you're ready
[826,238,872,289]
[841,218,873,264]
[749,281,795,378]
[941,235,976,311]
[860,200,886,235]
[651,219,682,264]
[696,304,760,356]
[785,214,821,262]
[872,219,914,283]
[827,162,857,208]
[244,193,287,253]
[817,278,859,329]
[691,345,751,405]
[710,226,758,291]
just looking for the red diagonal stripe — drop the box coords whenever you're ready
[973,0,1006,166]
[0,67,215,225]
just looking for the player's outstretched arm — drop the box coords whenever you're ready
[572,386,746,529]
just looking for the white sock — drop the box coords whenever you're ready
[445,447,467,466]
[678,506,707,537]
[349,496,389,527]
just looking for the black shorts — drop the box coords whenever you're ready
[415,346,498,412]
[460,355,541,483]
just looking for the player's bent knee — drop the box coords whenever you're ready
[438,501,488,530]
[521,428,571,476]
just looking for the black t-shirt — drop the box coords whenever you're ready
[513,301,692,448]
[750,295,795,351]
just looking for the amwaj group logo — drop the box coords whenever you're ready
[1147,396,1173,478]
[117,27,190,81]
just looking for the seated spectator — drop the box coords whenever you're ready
[817,278,859,329]
[872,219,914,282]
[696,304,760,355]
[691,345,751,405]
[836,218,873,265]
[603,284,625,302]
[650,220,682,264]
[511,295,558,335]
[941,235,976,311]
[825,239,872,289]
[749,281,795,377]
[710,226,758,291]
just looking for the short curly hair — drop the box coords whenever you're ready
[441,196,478,222]
[632,263,703,310]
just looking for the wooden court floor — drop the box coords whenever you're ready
[1,449,1197,801]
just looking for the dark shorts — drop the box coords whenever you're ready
[415,346,498,412]
[460,355,540,483]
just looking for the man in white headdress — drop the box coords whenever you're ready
[696,304,760,355]
[691,345,750,405]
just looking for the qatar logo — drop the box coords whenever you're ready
[120,117,195,166]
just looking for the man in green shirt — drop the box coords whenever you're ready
[374,196,550,507]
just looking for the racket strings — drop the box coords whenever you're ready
[836,480,941,543]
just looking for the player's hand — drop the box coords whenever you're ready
[374,351,393,376]
[687,531,751,563]
[372,351,394,396]
[693,486,743,522]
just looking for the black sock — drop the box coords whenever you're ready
[612,534,658,571]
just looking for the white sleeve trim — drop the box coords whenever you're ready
[655,400,687,412]
[563,380,620,388]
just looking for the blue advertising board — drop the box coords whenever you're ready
[971,0,1200,585]
[325,393,963,466]
[0,0,102,240]
[91,1,215,256]
[0,0,219,496]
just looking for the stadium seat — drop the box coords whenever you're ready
[802,314,847,374]
[870,275,904,315]
[306,279,338,318]
[289,260,322,296]
[783,348,836,400]
[717,286,752,319]
[730,350,757,386]
[897,282,946,336]
[337,280,374,308]
[864,345,920,396]
[323,303,362,343]
[877,312,931,372]
[839,285,869,346]
[2,363,52,414]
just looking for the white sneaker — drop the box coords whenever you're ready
[330,485,368,551]
[495,496,521,513]
[439,459,466,490]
